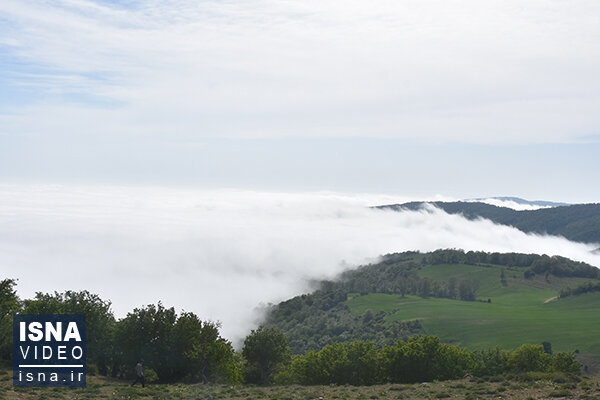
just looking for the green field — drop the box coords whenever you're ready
[347,263,600,356]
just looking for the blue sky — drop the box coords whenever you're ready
[1,0,599,202]
[2,1,600,339]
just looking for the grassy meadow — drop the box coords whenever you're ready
[347,263,600,356]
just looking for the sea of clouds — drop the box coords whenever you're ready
[0,184,598,345]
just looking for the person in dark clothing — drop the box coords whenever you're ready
[131,360,146,387]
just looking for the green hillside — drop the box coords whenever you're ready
[265,250,600,361]
[348,290,600,355]
[378,201,600,244]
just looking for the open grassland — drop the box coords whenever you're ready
[347,263,600,356]
[2,371,600,400]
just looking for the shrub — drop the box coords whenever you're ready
[507,344,551,373]
[551,352,580,373]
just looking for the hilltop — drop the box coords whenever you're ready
[265,250,600,372]
[377,202,600,244]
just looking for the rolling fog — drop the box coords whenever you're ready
[0,184,598,345]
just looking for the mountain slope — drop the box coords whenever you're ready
[378,202,600,244]
[265,250,600,357]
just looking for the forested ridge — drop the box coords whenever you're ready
[265,249,599,354]
[378,202,600,244]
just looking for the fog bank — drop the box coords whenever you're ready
[0,184,598,344]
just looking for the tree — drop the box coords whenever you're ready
[0,279,20,360]
[303,341,380,385]
[175,313,242,384]
[113,304,240,383]
[22,290,114,374]
[551,352,580,373]
[112,302,178,381]
[458,280,478,301]
[471,346,509,376]
[417,278,432,298]
[507,344,551,372]
[500,268,507,286]
[447,277,457,299]
[0,279,19,323]
[242,326,291,385]
[386,336,471,383]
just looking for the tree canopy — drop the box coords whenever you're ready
[242,326,291,385]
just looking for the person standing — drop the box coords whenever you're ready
[131,360,146,387]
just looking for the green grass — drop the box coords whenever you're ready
[347,263,600,355]
[0,373,597,400]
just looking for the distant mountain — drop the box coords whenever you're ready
[378,201,600,244]
[467,196,570,209]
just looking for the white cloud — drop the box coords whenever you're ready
[0,184,598,346]
[1,1,600,143]
[465,198,551,211]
